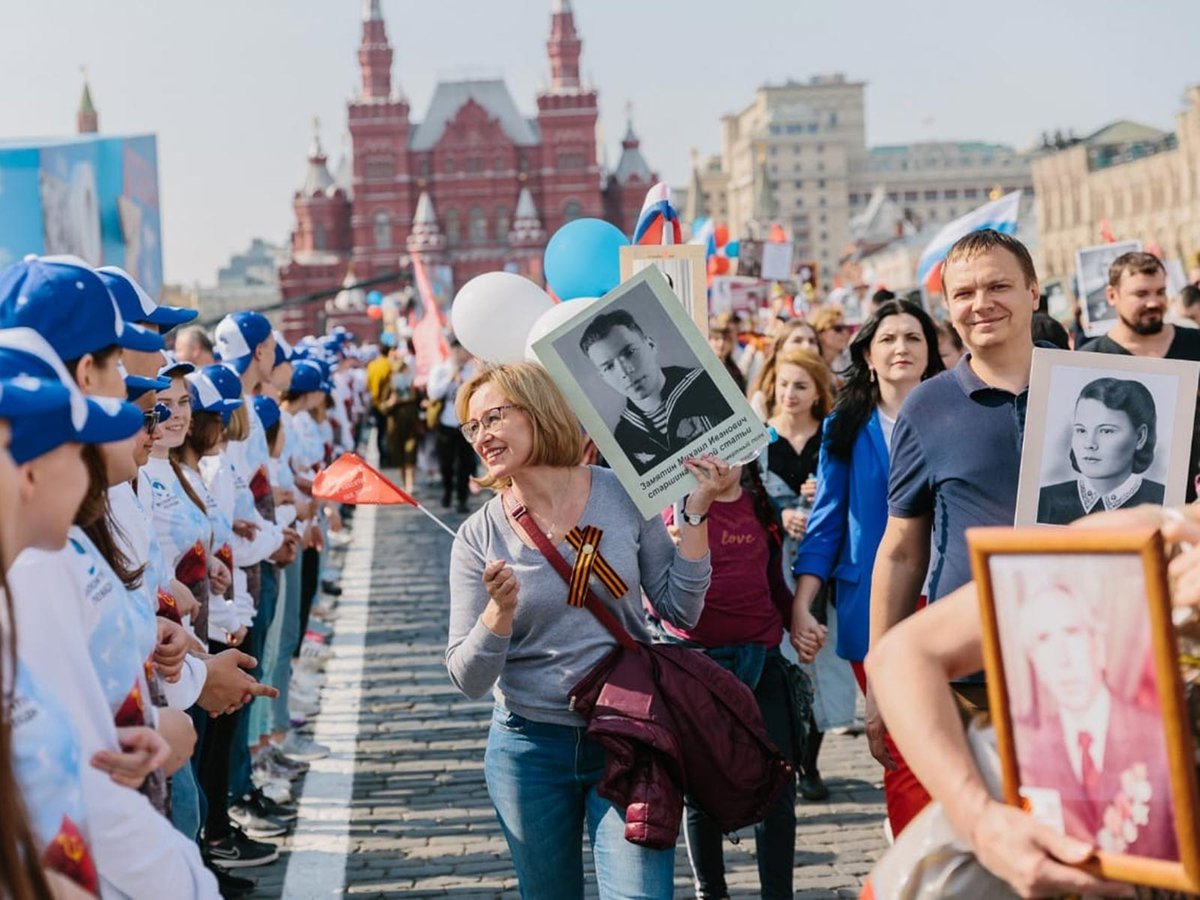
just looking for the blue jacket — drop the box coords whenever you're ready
[792,410,890,662]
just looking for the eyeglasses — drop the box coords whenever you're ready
[460,405,520,443]
[828,323,849,334]
[142,409,161,435]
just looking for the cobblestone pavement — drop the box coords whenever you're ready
[249,488,887,899]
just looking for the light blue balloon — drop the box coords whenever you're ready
[544,218,629,301]
[367,290,384,306]
[380,331,396,347]
[724,240,740,258]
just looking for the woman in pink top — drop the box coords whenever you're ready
[659,466,825,900]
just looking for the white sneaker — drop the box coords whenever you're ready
[290,695,320,718]
[256,777,293,805]
[280,732,330,762]
[329,531,353,548]
[294,655,326,675]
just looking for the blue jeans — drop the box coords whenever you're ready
[229,561,279,800]
[484,707,675,900]
[170,752,202,840]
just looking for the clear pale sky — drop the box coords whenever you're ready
[2,0,1196,286]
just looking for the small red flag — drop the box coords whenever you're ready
[312,453,419,506]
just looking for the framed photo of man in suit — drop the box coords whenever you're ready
[532,267,768,518]
[969,526,1200,892]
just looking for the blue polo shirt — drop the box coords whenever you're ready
[888,352,1028,603]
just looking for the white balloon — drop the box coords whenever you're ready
[524,297,600,362]
[450,272,556,363]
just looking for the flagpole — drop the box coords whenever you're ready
[413,501,489,564]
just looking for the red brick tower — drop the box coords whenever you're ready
[604,111,657,235]
[535,0,603,237]
[348,0,412,279]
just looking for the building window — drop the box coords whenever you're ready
[829,110,839,127]
[819,214,826,224]
[904,191,918,202]
[816,143,824,153]
[419,156,431,178]
[964,188,979,199]
[556,151,585,170]
[445,209,460,244]
[466,156,484,174]
[817,162,824,172]
[820,231,827,241]
[518,152,529,175]
[948,208,957,217]
[818,178,826,189]
[924,190,938,201]
[887,192,898,202]
[793,179,803,189]
[445,153,456,174]
[469,207,487,244]
[807,123,818,133]
[770,145,779,156]
[365,156,393,180]
[495,206,510,241]
[563,199,583,223]
[944,189,959,200]
[373,211,391,249]
[313,224,327,250]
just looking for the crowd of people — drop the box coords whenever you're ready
[0,255,375,898]
[446,230,1200,899]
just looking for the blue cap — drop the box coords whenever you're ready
[122,360,171,401]
[95,266,198,334]
[153,402,172,425]
[201,363,243,402]
[0,255,165,361]
[185,369,243,417]
[0,328,145,464]
[288,360,324,394]
[157,352,195,381]
[214,312,272,374]
[273,330,300,368]
[252,396,281,431]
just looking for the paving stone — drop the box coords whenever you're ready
[254,474,889,898]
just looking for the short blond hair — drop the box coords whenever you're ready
[456,363,583,491]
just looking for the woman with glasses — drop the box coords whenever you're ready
[446,362,735,900]
[809,306,852,378]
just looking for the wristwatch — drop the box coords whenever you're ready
[680,504,708,527]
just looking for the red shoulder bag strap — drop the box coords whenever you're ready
[508,501,638,651]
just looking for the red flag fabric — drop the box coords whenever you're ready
[1099,217,1116,243]
[410,252,449,389]
[312,452,419,506]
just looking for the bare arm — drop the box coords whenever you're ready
[867,513,931,649]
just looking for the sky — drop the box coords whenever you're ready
[1,0,1197,287]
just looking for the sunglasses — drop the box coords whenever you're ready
[828,324,849,334]
[142,409,162,435]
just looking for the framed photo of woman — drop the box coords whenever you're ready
[1014,349,1200,527]
[968,526,1200,893]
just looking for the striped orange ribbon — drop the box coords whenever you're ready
[564,526,627,607]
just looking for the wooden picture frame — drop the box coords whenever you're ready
[1014,348,1199,527]
[969,525,1200,893]
[619,244,707,333]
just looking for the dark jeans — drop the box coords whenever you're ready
[199,639,240,842]
[372,408,390,466]
[436,425,475,505]
[295,547,320,657]
[683,654,798,900]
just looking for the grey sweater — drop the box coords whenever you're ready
[446,467,711,726]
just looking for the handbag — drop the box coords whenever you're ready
[509,501,793,844]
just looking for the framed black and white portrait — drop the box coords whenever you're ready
[1076,240,1141,336]
[1015,349,1199,527]
[531,268,768,518]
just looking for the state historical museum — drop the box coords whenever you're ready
[279,0,656,338]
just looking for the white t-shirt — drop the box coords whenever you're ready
[10,547,219,898]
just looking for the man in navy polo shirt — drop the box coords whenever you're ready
[865,229,1040,835]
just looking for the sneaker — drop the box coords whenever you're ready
[798,769,831,802]
[238,787,298,822]
[205,831,279,869]
[292,669,325,691]
[255,753,303,785]
[321,580,343,596]
[228,801,289,838]
[209,866,256,897]
[306,619,334,639]
[254,777,293,805]
[328,531,353,548]
[267,744,310,777]
[289,695,320,718]
[280,732,330,761]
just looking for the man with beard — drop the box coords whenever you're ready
[1078,252,1200,499]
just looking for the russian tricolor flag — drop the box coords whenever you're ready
[633,182,682,246]
[916,191,1023,287]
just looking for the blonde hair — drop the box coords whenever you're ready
[224,403,250,442]
[808,306,844,333]
[456,362,583,491]
[751,321,822,412]
[765,349,833,420]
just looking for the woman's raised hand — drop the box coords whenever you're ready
[683,455,740,510]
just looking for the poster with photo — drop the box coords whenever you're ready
[1076,240,1141,335]
[1014,348,1199,526]
[760,241,795,282]
[532,268,769,518]
[619,244,707,332]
